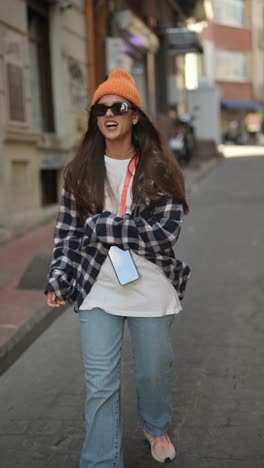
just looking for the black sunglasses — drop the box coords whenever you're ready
[91,102,134,117]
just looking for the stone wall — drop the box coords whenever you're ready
[0,0,88,235]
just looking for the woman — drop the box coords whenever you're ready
[46,69,190,467]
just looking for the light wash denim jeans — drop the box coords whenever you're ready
[79,308,175,468]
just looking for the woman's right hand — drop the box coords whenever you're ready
[47,292,65,308]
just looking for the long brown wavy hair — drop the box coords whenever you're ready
[64,104,189,222]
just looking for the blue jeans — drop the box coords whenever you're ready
[79,308,175,468]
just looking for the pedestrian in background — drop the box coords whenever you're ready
[45,68,190,467]
[244,109,261,144]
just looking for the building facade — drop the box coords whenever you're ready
[251,0,264,103]
[0,0,205,237]
[86,0,160,118]
[0,0,88,237]
[198,0,264,133]
[86,0,205,131]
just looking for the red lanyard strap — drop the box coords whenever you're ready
[118,155,137,216]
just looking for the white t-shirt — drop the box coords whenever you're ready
[79,155,182,317]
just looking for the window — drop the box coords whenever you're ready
[40,169,58,206]
[214,0,245,28]
[215,49,247,82]
[4,29,26,123]
[7,64,25,122]
[27,1,55,132]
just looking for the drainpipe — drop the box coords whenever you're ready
[85,0,96,103]
[147,52,156,119]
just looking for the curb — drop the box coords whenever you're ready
[184,156,222,193]
[0,303,68,376]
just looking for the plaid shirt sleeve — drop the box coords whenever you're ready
[83,198,184,255]
[45,184,84,299]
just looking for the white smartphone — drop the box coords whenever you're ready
[108,246,139,285]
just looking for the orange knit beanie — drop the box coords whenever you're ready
[91,68,141,108]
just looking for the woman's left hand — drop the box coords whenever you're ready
[47,291,65,308]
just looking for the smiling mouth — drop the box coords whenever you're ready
[105,121,118,129]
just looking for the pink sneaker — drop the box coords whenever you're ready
[144,431,176,463]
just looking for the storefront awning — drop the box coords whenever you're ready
[221,98,264,110]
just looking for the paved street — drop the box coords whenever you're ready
[0,155,264,468]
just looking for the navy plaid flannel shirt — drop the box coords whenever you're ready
[45,183,191,312]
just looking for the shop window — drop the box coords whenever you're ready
[40,169,58,206]
[27,1,55,132]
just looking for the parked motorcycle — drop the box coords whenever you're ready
[169,113,196,165]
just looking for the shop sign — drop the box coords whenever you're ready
[40,151,64,169]
[114,10,159,53]
[166,28,203,54]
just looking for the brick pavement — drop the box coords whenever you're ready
[0,223,59,373]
